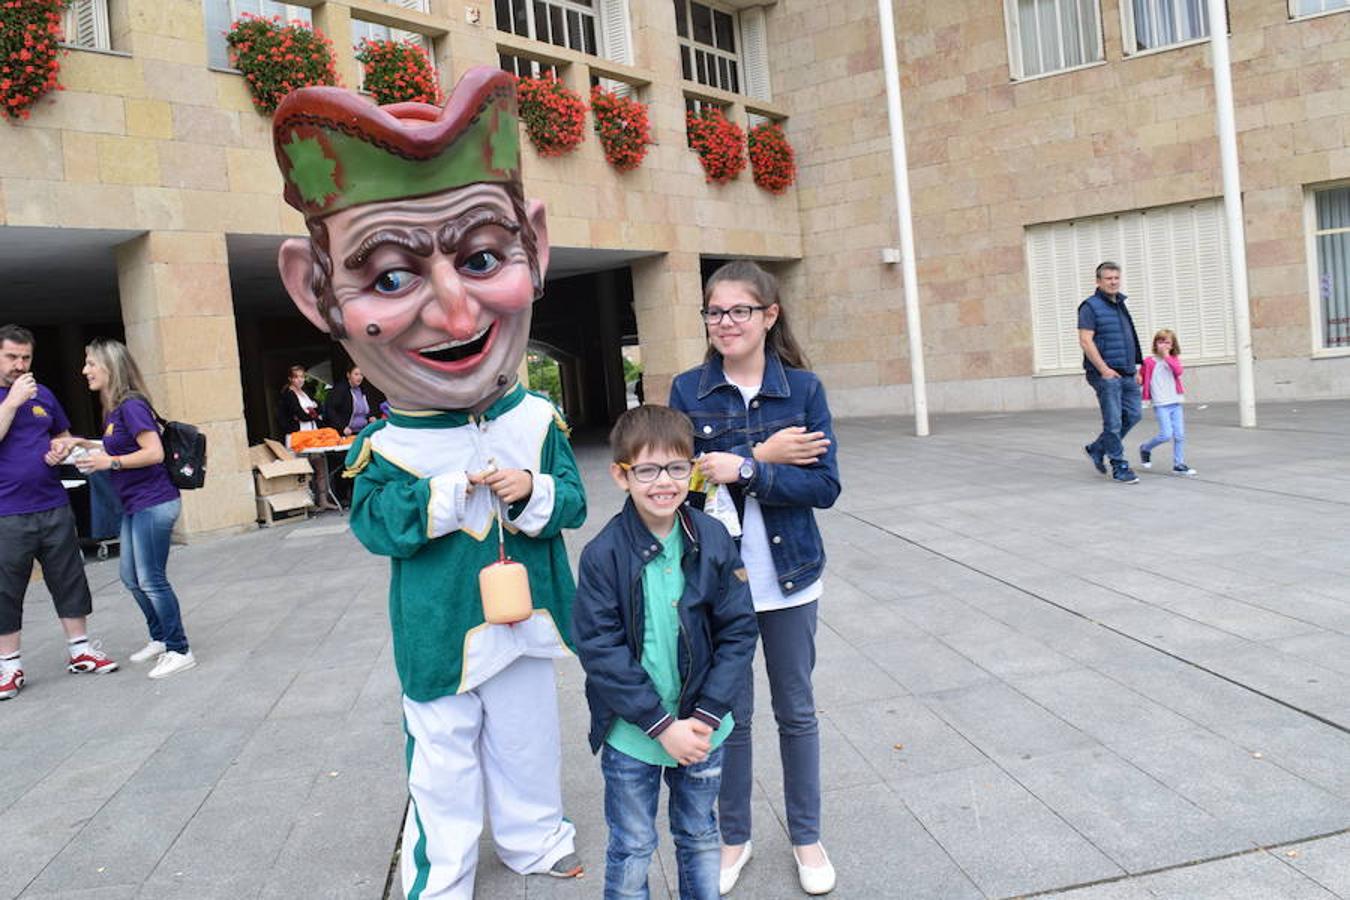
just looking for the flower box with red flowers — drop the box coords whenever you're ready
[590,85,650,172]
[0,0,65,122]
[686,107,745,185]
[226,14,339,115]
[356,37,440,106]
[515,74,586,158]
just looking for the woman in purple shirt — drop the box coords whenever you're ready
[55,339,196,680]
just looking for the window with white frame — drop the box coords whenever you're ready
[674,0,741,93]
[63,0,112,51]
[1312,185,1350,350]
[203,0,311,70]
[1291,0,1350,17]
[352,19,435,90]
[1006,0,1104,79]
[495,0,598,55]
[1123,0,1212,54]
[1027,199,1236,373]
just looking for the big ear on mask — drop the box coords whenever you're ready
[278,238,330,334]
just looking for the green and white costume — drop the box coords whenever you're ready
[345,384,585,899]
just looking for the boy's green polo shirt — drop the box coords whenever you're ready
[606,525,734,766]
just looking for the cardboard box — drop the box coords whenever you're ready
[256,489,314,526]
[249,439,314,479]
[249,439,315,511]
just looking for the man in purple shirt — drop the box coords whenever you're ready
[0,325,118,701]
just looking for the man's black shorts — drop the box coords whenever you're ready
[0,504,94,634]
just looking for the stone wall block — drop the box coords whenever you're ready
[159,142,230,191]
[95,135,160,185]
[60,51,146,97]
[27,91,126,135]
[0,126,65,180]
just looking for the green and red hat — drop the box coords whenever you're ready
[272,67,521,219]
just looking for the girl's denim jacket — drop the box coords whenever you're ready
[669,352,841,596]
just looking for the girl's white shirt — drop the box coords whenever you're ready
[727,378,822,614]
[1150,356,1182,405]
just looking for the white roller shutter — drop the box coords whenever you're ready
[1027,198,1234,373]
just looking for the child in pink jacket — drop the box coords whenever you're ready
[1139,329,1197,476]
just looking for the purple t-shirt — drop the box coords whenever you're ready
[0,383,71,517]
[102,396,179,515]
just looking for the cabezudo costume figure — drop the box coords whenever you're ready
[272,68,587,899]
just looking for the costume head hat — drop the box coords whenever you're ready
[272,67,520,220]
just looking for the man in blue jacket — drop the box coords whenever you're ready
[1078,262,1144,484]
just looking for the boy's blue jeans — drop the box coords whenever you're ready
[601,743,723,900]
[1086,373,1142,463]
[119,498,189,653]
[1141,402,1186,467]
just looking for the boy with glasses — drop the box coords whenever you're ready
[572,405,758,899]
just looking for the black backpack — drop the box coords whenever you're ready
[154,412,207,490]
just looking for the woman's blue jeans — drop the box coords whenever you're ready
[120,498,189,653]
[602,744,723,900]
[719,600,821,847]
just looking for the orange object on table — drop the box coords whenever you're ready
[289,428,344,451]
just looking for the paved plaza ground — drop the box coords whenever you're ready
[3,399,1350,899]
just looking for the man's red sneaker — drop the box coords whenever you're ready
[0,668,23,700]
[67,644,119,674]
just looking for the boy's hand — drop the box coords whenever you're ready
[469,466,533,504]
[657,718,713,766]
[753,426,829,466]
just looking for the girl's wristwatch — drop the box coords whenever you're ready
[110,457,122,471]
[737,457,755,483]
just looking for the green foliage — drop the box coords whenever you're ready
[527,352,563,407]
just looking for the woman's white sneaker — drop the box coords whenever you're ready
[148,650,196,680]
[794,844,836,895]
[129,641,167,663]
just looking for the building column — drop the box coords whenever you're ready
[116,231,255,538]
[631,253,706,404]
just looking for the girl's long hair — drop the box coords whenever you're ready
[1152,329,1181,357]
[703,260,810,370]
[86,338,154,416]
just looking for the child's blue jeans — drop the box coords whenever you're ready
[601,743,723,900]
[1141,402,1186,467]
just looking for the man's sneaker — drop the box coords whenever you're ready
[68,643,119,674]
[148,650,196,680]
[1139,446,1152,468]
[1084,444,1107,474]
[1111,462,1140,484]
[546,853,584,879]
[1172,464,1198,476]
[0,668,23,700]
[130,640,167,663]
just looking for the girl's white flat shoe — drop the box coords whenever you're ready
[794,844,836,895]
[719,841,752,895]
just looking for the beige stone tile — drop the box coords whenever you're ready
[125,98,174,140]
[60,50,145,97]
[0,126,65,180]
[25,91,126,135]
[159,141,229,191]
[96,134,160,184]
[171,103,241,146]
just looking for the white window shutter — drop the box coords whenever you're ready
[740,5,771,101]
[599,0,632,65]
[64,0,109,50]
[597,0,634,96]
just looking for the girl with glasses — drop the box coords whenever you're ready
[669,260,841,895]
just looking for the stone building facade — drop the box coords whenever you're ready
[0,0,1347,536]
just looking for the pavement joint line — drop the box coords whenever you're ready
[841,510,1350,740]
[381,796,410,900]
[1008,824,1350,899]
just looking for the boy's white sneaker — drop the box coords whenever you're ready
[130,640,167,663]
[148,650,196,680]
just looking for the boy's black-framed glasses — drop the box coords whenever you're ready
[619,460,695,482]
[700,305,766,325]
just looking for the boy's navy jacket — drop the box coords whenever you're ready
[669,351,841,595]
[572,500,759,755]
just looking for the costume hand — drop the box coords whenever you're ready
[2,373,37,408]
[696,452,744,485]
[343,428,353,436]
[471,466,533,504]
[657,719,713,766]
[754,426,829,466]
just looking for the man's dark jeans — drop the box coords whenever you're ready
[1086,373,1142,463]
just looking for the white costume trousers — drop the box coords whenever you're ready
[400,655,575,899]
